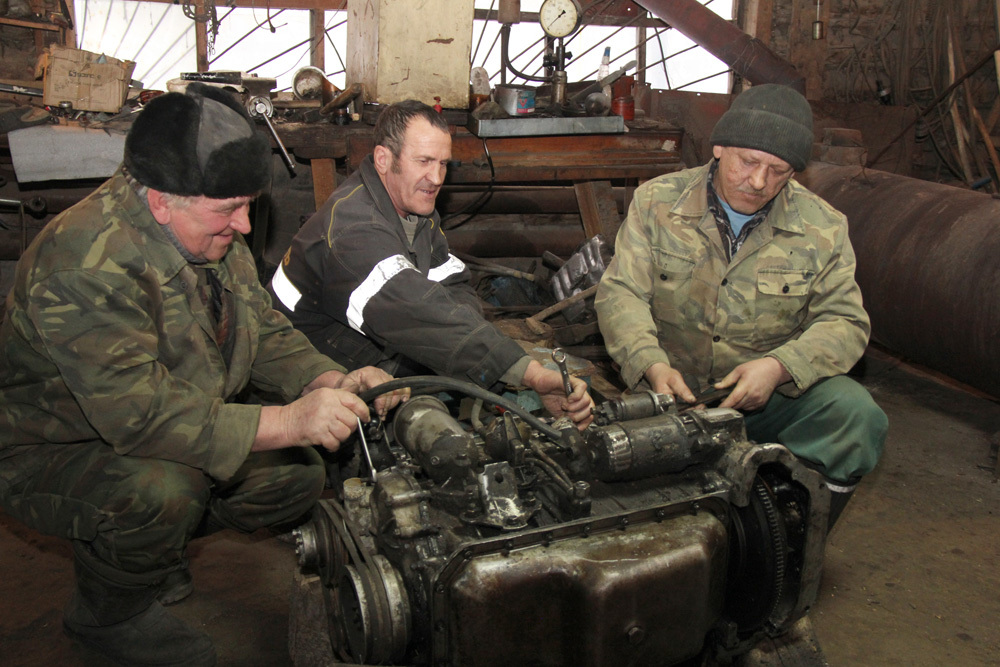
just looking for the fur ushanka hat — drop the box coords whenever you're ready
[124,82,271,198]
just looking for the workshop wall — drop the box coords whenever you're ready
[755,0,1000,185]
[0,0,65,81]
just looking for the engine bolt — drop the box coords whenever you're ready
[627,625,646,645]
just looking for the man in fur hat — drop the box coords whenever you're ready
[0,83,403,665]
[596,84,888,529]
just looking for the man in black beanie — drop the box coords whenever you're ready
[596,84,887,528]
[0,82,404,665]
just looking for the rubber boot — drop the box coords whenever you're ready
[157,565,194,606]
[827,488,855,531]
[63,544,216,666]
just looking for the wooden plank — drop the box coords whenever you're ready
[0,16,60,30]
[311,158,337,210]
[195,0,208,73]
[787,0,825,100]
[573,180,621,242]
[742,0,774,45]
[995,0,1000,100]
[946,15,975,184]
[952,19,1000,191]
[309,9,325,69]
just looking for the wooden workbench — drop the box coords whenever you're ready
[275,118,685,243]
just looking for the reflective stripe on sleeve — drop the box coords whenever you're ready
[347,254,418,332]
[271,262,303,312]
[427,254,466,283]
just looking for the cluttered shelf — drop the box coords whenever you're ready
[276,118,685,185]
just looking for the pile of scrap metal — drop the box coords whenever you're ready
[463,235,613,367]
[288,375,833,666]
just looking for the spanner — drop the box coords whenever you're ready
[551,348,574,397]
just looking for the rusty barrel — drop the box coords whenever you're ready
[799,163,1000,398]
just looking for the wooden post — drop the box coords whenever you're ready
[310,9,325,69]
[573,180,621,245]
[195,0,209,72]
[788,0,825,100]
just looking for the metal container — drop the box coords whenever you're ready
[494,84,536,115]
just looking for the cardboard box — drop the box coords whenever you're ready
[37,45,135,113]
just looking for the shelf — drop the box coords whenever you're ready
[0,15,61,31]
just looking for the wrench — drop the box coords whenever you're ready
[551,348,575,397]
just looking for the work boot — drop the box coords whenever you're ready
[826,482,857,531]
[157,566,194,606]
[64,545,216,666]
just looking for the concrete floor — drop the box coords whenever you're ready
[1,347,998,666]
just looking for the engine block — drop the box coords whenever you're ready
[292,382,831,666]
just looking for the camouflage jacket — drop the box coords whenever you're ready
[0,169,343,480]
[595,162,870,397]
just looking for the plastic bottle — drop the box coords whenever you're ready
[598,47,611,100]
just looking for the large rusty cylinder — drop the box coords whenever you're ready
[391,395,481,483]
[799,164,1000,398]
[635,0,805,92]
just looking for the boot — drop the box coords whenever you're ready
[826,483,856,531]
[63,543,216,666]
[157,565,194,606]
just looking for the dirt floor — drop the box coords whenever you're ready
[0,347,998,666]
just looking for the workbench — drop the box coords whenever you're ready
[275,119,685,244]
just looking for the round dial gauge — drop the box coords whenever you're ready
[539,0,582,38]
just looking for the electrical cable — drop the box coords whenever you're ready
[443,138,495,229]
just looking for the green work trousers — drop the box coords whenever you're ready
[0,443,325,585]
[743,375,887,485]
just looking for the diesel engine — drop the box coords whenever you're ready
[290,377,831,666]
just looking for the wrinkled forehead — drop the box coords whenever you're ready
[721,145,793,171]
[399,117,452,157]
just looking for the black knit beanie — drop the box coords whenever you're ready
[124,82,272,198]
[709,84,814,172]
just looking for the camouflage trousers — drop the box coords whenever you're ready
[743,375,888,485]
[0,442,325,585]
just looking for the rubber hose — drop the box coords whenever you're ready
[358,375,564,441]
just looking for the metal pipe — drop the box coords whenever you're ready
[798,163,1000,398]
[634,0,805,92]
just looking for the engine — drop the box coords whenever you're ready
[290,378,832,666]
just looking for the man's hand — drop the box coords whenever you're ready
[303,367,409,419]
[337,367,409,418]
[522,360,595,430]
[645,362,697,404]
[256,388,370,453]
[715,357,791,411]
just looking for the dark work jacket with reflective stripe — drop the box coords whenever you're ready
[269,155,525,388]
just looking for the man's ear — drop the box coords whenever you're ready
[147,189,172,225]
[373,145,392,176]
[712,144,724,160]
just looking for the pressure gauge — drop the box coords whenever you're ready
[538,0,582,38]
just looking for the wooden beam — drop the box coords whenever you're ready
[195,0,208,72]
[132,0,665,28]
[741,0,773,46]
[311,158,337,210]
[573,180,621,242]
[309,9,325,69]
[139,0,347,9]
[0,16,60,31]
[787,0,824,100]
